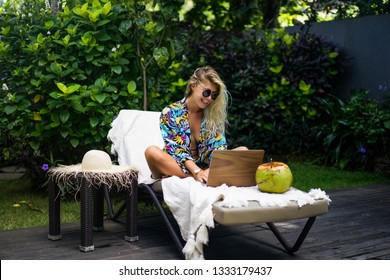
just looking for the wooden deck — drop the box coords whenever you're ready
[1,183,389,260]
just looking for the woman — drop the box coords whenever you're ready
[145,66,246,183]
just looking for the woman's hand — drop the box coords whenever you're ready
[195,168,209,184]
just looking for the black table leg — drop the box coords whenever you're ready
[125,179,139,242]
[48,178,62,240]
[93,186,105,231]
[79,176,94,252]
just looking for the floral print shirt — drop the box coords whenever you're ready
[160,98,227,173]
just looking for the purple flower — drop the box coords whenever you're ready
[359,147,366,154]
[378,84,388,91]
[41,163,49,171]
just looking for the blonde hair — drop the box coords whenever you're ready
[185,66,229,136]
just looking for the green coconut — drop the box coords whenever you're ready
[256,161,293,194]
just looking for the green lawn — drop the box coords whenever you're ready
[288,162,388,191]
[0,162,388,231]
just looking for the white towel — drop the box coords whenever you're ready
[108,110,163,184]
[162,176,331,260]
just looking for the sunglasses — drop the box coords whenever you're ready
[202,89,219,100]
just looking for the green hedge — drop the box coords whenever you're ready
[0,0,184,185]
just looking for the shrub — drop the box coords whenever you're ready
[316,90,390,171]
[0,0,183,186]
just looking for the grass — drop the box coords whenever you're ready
[288,162,389,191]
[0,163,388,231]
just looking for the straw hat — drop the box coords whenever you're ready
[48,150,138,190]
[75,149,131,173]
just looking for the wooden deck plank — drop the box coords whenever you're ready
[0,183,389,260]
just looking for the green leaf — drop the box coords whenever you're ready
[96,32,111,41]
[279,101,286,110]
[119,20,132,35]
[153,47,169,68]
[94,93,106,103]
[49,92,59,99]
[62,35,71,46]
[282,34,293,45]
[102,2,112,15]
[1,26,11,36]
[51,122,60,128]
[111,65,122,74]
[60,110,70,123]
[60,68,74,78]
[60,130,69,138]
[145,22,157,32]
[81,32,93,46]
[37,33,45,44]
[96,20,111,27]
[29,141,40,151]
[71,101,85,113]
[308,107,317,117]
[127,81,136,94]
[89,117,99,128]
[57,83,68,93]
[86,54,94,62]
[87,10,101,22]
[67,84,80,94]
[4,105,17,115]
[269,65,283,74]
[40,108,50,114]
[70,138,79,148]
[44,20,55,30]
[31,79,41,87]
[117,58,130,65]
[73,4,89,18]
[329,52,339,59]
[299,80,311,92]
[105,85,118,93]
[31,130,41,137]
[92,0,102,9]
[280,76,290,86]
[66,24,78,36]
[50,63,62,75]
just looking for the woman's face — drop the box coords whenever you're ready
[191,81,218,110]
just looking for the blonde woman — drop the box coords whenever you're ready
[145,66,246,183]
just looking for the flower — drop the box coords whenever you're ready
[41,163,49,171]
[378,84,388,91]
[359,147,366,154]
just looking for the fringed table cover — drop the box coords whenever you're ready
[48,164,138,193]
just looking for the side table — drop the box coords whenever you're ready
[47,165,139,252]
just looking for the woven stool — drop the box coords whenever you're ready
[47,162,138,252]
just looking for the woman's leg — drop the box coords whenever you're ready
[233,146,249,150]
[145,146,191,179]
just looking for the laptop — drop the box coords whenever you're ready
[207,150,265,187]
